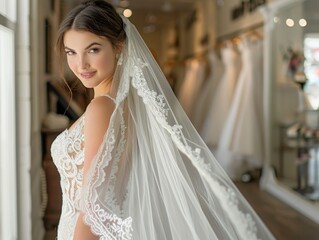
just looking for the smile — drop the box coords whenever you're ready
[80,71,96,79]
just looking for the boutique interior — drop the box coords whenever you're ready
[1,0,319,239]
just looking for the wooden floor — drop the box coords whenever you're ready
[44,181,319,240]
[236,181,319,240]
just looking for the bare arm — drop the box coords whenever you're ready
[73,96,115,240]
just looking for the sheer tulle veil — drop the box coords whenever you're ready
[81,16,275,240]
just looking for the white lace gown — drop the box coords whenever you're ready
[51,116,85,240]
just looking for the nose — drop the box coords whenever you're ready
[78,55,89,69]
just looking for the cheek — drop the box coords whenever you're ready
[95,55,116,72]
[67,58,77,72]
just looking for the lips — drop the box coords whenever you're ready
[80,71,96,79]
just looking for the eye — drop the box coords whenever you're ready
[89,48,100,53]
[65,50,75,56]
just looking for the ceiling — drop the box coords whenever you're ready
[64,0,195,13]
[121,0,194,12]
[61,0,197,31]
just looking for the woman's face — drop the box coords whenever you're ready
[63,29,118,94]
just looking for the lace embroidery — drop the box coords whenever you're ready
[131,58,260,240]
[52,111,132,239]
[50,116,85,239]
[131,58,211,171]
[52,116,85,203]
[88,203,133,240]
[106,107,128,216]
[210,179,260,240]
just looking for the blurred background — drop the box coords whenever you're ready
[1,0,319,239]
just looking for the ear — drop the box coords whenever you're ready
[114,42,124,61]
[115,40,125,52]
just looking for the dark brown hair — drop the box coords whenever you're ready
[56,0,126,61]
[55,0,126,108]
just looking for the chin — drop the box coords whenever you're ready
[80,81,96,89]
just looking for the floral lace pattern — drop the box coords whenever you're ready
[51,99,132,240]
[51,116,85,240]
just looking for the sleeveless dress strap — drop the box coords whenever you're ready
[91,94,116,104]
[104,94,116,103]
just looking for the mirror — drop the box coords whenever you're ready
[261,0,319,223]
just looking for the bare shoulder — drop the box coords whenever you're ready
[85,96,115,126]
[86,96,115,116]
[83,96,116,165]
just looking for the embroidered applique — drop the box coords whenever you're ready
[51,116,85,239]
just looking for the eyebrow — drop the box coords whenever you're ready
[64,42,102,51]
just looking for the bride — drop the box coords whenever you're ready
[51,0,275,239]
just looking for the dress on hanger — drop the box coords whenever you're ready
[178,58,206,119]
[216,38,264,179]
[201,45,241,149]
[192,51,224,131]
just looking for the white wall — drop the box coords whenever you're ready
[216,0,276,38]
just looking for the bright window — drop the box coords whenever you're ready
[0,0,16,22]
[0,0,17,238]
[304,34,319,109]
[0,23,17,240]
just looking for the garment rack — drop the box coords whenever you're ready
[217,22,264,42]
[182,49,209,62]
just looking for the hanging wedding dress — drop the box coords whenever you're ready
[192,51,224,131]
[51,16,274,240]
[178,58,206,119]
[216,37,264,179]
[201,44,241,149]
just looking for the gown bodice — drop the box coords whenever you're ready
[51,115,85,240]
